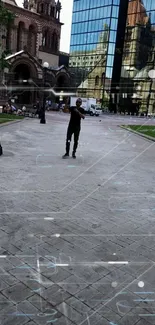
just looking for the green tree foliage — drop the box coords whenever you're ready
[0,1,15,26]
[0,2,15,72]
[0,50,10,70]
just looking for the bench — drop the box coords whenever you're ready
[24,107,38,118]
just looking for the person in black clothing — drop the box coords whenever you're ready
[34,101,41,118]
[62,98,85,159]
[0,143,3,156]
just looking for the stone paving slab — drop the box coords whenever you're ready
[0,114,155,324]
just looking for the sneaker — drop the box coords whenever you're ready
[62,153,69,159]
[72,152,76,159]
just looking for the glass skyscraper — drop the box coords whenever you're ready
[69,0,121,103]
[69,0,155,115]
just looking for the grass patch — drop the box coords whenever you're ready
[123,125,155,138]
[0,113,24,124]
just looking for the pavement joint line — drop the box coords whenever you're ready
[31,234,155,237]
[67,139,155,214]
[0,191,58,193]
[0,212,62,214]
[78,263,155,325]
[0,191,151,194]
[60,119,150,193]
[16,255,37,257]
[139,314,155,316]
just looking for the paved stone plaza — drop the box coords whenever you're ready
[0,113,155,325]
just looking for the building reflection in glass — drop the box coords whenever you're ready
[120,0,155,115]
[69,0,155,114]
[69,0,120,104]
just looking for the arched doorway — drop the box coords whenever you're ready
[95,75,99,86]
[14,63,30,81]
[12,63,36,105]
[56,74,69,90]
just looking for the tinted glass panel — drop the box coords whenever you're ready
[120,0,155,115]
[69,0,120,103]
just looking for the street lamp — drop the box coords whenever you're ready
[43,62,49,69]
[40,61,49,124]
[59,90,64,102]
[136,85,141,91]
[148,70,155,79]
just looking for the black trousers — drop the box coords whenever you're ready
[66,123,80,154]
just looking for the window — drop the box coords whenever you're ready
[42,29,50,47]
[52,32,58,52]
[27,25,36,56]
[17,22,25,51]
[95,76,100,86]
[101,73,105,84]
[37,2,44,14]
[50,6,55,17]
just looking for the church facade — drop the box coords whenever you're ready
[0,0,71,105]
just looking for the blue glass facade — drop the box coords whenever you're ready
[70,0,120,78]
[69,0,155,114]
[69,0,121,102]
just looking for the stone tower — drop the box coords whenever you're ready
[96,24,109,52]
[123,0,150,70]
[23,0,62,20]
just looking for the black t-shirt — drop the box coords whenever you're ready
[69,106,85,127]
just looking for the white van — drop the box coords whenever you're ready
[90,105,102,116]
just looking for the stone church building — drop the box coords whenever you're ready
[0,0,71,104]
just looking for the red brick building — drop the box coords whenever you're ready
[1,0,71,104]
[123,0,152,72]
[127,0,149,26]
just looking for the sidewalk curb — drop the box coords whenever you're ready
[0,119,25,128]
[120,125,155,142]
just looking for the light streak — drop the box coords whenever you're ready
[0,85,76,97]
[108,261,129,265]
[55,264,69,267]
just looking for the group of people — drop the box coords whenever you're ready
[2,102,26,115]
[3,103,15,114]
